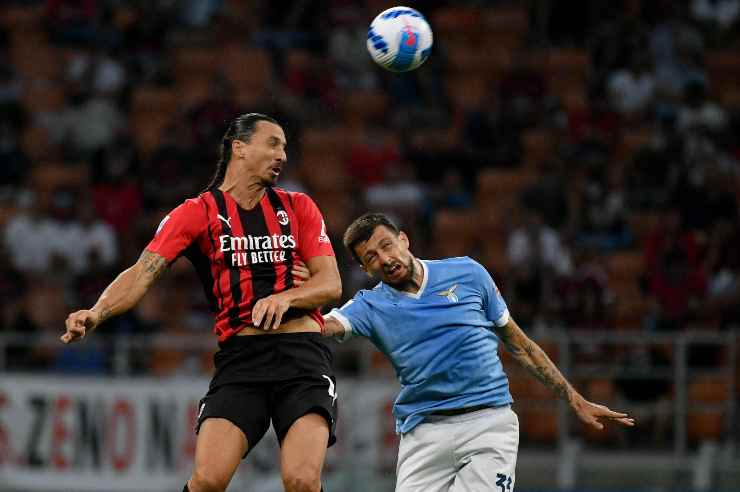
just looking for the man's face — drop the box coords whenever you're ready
[354,226,415,287]
[233,121,287,186]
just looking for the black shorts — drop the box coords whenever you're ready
[196,332,337,457]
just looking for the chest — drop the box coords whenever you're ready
[371,282,486,344]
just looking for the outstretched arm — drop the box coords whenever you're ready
[495,317,634,430]
[61,250,168,343]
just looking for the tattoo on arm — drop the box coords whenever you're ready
[498,322,573,402]
[139,250,168,282]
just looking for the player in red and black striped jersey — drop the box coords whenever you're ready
[61,114,342,492]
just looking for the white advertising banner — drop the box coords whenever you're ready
[0,375,400,492]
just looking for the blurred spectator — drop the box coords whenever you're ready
[365,162,425,217]
[188,76,241,152]
[691,0,740,30]
[607,55,656,116]
[346,128,401,185]
[91,138,143,235]
[41,85,125,156]
[646,242,707,332]
[508,208,573,276]
[66,46,128,95]
[143,120,199,209]
[576,164,632,251]
[498,50,547,127]
[3,192,63,274]
[53,193,118,275]
[506,208,573,328]
[677,81,728,133]
[45,0,102,46]
[559,247,615,361]
[0,119,29,187]
[704,217,740,329]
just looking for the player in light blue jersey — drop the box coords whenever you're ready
[317,213,634,492]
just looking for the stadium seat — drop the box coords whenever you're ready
[0,3,44,30]
[171,47,221,83]
[615,129,653,162]
[11,44,61,81]
[706,52,740,100]
[22,125,53,161]
[343,90,389,128]
[521,129,552,167]
[21,82,66,114]
[628,212,661,243]
[431,7,483,35]
[431,209,477,257]
[176,77,213,109]
[219,47,272,106]
[687,375,730,442]
[130,87,179,156]
[446,75,489,111]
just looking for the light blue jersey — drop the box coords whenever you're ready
[328,256,513,434]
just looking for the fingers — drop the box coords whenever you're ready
[61,313,87,344]
[252,300,266,327]
[253,296,291,330]
[269,304,288,331]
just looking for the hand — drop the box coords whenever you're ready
[252,293,292,331]
[291,261,311,287]
[571,395,635,430]
[61,309,101,344]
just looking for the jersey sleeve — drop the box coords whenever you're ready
[145,198,207,262]
[325,292,374,342]
[472,260,510,327]
[292,192,335,260]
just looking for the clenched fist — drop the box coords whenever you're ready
[61,310,101,344]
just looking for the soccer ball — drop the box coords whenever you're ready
[367,6,433,72]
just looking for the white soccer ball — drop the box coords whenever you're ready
[367,6,433,72]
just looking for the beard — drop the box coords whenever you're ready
[384,256,416,289]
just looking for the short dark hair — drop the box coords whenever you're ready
[343,212,400,263]
[202,113,279,192]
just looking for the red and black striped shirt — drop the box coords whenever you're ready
[146,187,335,342]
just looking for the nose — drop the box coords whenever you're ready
[379,251,393,266]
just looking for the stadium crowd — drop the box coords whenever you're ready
[0,0,739,446]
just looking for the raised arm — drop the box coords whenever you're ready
[61,250,168,343]
[495,317,634,430]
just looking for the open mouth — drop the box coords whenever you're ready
[270,166,282,177]
[385,263,403,279]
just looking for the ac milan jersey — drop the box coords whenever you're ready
[145,187,335,341]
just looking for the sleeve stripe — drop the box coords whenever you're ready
[494,308,510,327]
[326,309,354,342]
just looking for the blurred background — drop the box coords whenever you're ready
[0,0,739,491]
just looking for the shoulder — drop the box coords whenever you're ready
[428,256,483,271]
[165,195,210,228]
[277,189,321,210]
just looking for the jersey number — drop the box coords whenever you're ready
[322,375,337,405]
[496,473,513,492]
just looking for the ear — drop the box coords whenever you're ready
[232,140,246,159]
[398,231,410,249]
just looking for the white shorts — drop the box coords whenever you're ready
[395,405,519,492]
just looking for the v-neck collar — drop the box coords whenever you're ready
[383,259,429,300]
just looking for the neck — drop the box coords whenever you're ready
[219,163,266,209]
[399,257,424,294]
